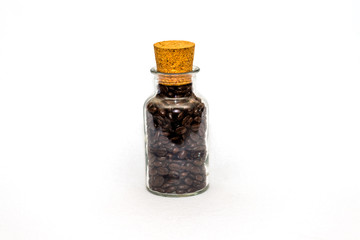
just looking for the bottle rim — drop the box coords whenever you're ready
[150,66,200,75]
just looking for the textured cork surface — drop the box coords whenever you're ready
[157,75,192,86]
[154,40,195,74]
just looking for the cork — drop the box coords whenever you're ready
[154,40,195,74]
[154,40,195,86]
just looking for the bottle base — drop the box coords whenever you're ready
[146,184,209,197]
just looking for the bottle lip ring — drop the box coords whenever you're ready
[150,66,200,75]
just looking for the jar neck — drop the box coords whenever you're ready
[151,66,199,98]
[156,83,193,98]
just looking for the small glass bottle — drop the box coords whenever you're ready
[144,41,209,197]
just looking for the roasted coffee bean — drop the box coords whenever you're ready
[167,179,181,185]
[169,163,181,171]
[177,111,185,120]
[159,136,169,143]
[184,163,194,170]
[180,172,189,178]
[154,115,164,126]
[153,161,165,167]
[190,133,200,141]
[153,187,166,193]
[169,171,179,178]
[194,145,206,151]
[154,131,161,140]
[175,126,187,135]
[149,168,157,175]
[157,167,169,175]
[179,184,190,190]
[197,182,206,189]
[172,147,180,154]
[198,103,205,112]
[195,175,204,181]
[166,186,177,193]
[193,180,202,186]
[190,166,201,174]
[182,115,193,127]
[147,103,157,114]
[193,160,203,166]
[199,128,205,137]
[159,109,166,117]
[191,123,200,131]
[153,148,167,157]
[188,173,196,179]
[177,150,187,159]
[194,116,202,123]
[151,176,164,187]
[162,131,170,137]
[167,111,173,120]
[184,177,193,185]
[170,136,181,143]
[162,183,172,189]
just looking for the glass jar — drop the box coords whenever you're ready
[144,66,209,197]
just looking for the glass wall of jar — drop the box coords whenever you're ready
[144,67,209,197]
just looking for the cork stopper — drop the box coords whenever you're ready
[153,40,195,86]
[154,40,195,74]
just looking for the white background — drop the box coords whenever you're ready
[1,0,360,239]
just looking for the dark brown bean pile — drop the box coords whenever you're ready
[145,84,207,194]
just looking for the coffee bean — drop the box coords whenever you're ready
[166,186,177,193]
[158,157,167,161]
[193,180,202,185]
[153,187,165,193]
[190,166,201,174]
[179,184,190,190]
[177,111,185,120]
[185,163,194,171]
[151,176,164,187]
[153,161,164,167]
[167,179,180,185]
[169,163,181,171]
[169,171,179,178]
[172,147,180,154]
[180,172,189,178]
[195,175,204,181]
[197,182,206,189]
[154,115,164,126]
[182,115,193,127]
[191,123,200,131]
[190,133,200,141]
[177,150,187,159]
[175,126,187,135]
[157,167,169,175]
[147,103,157,114]
[194,145,206,151]
[149,168,157,175]
[159,109,166,117]
[184,178,193,185]
[194,116,202,123]
[162,131,170,137]
[153,148,167,157]
[193,160,202,166]
[162,183,172,189]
